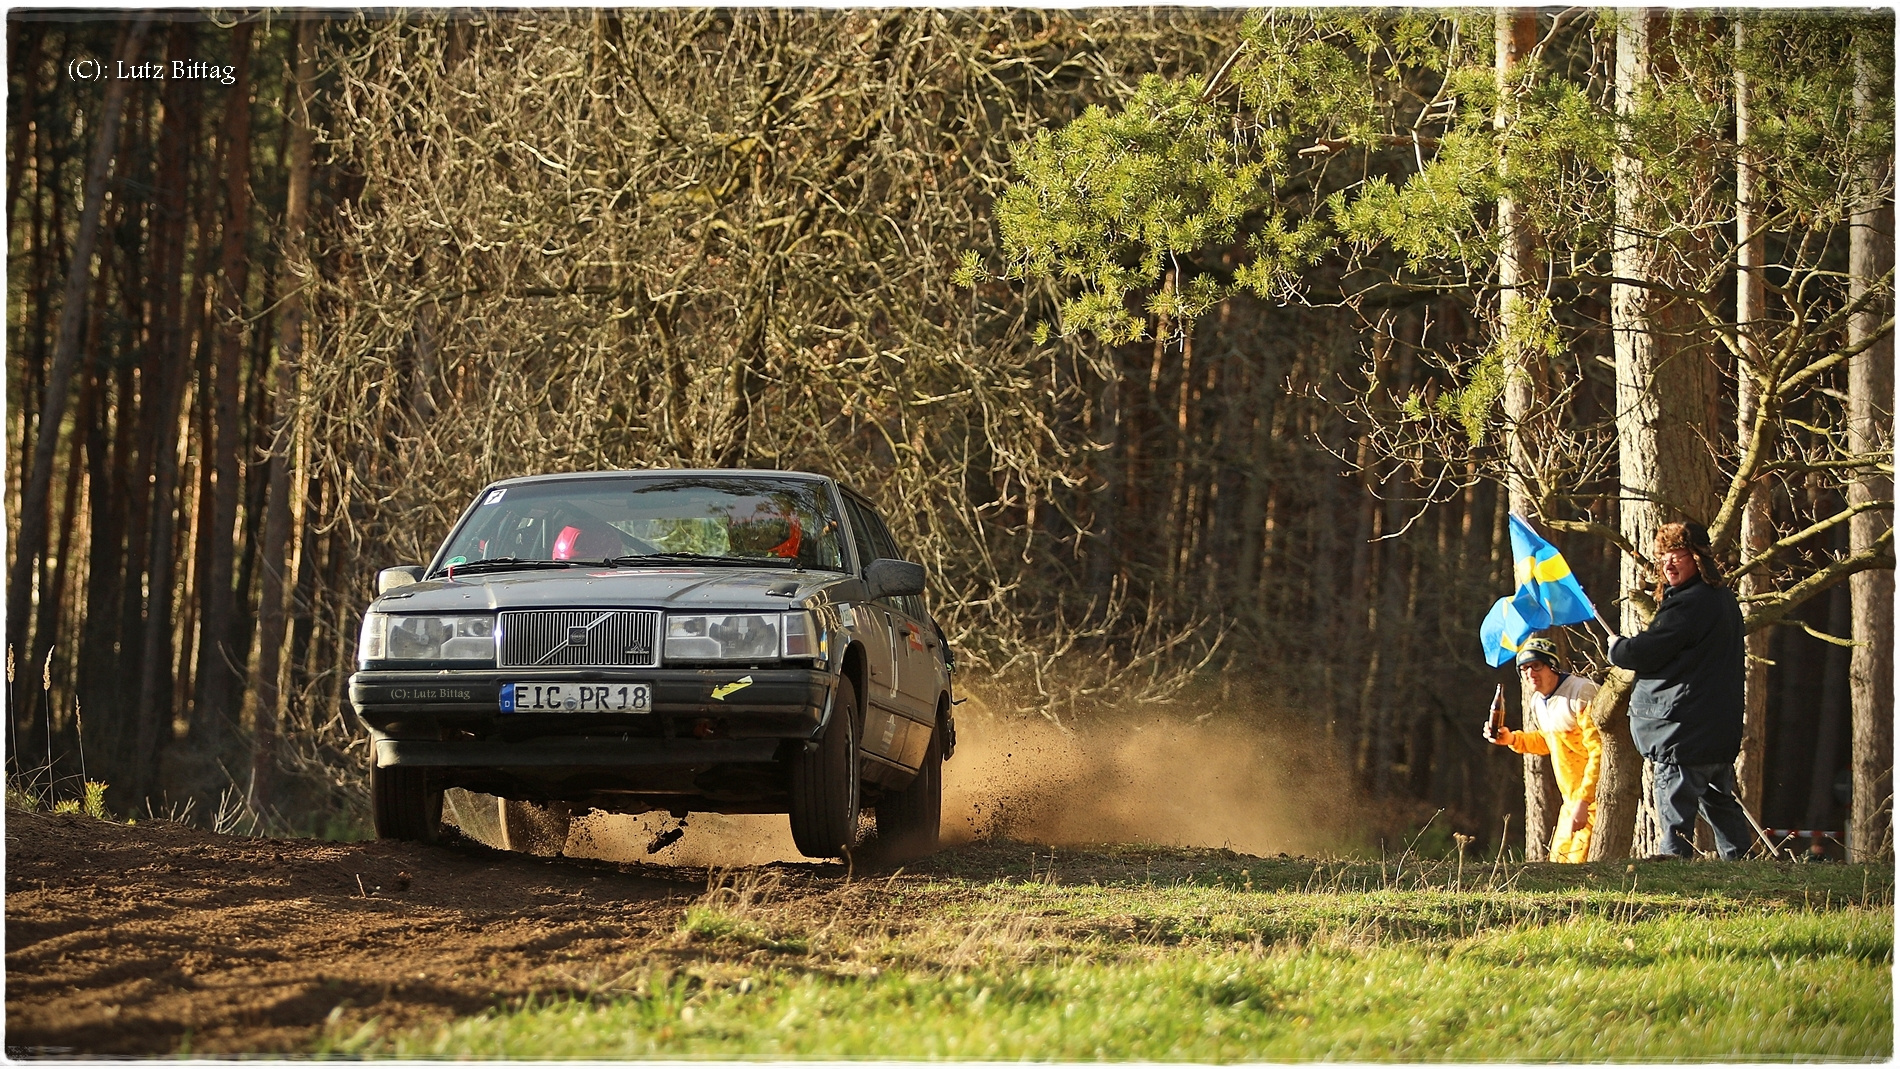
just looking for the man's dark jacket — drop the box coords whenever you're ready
[1609,575,1746,765]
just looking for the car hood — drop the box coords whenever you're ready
[371,567,851,614]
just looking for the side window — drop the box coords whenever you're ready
[901,591,928,623]
[863,508,901,563]
[859,504,928,621]
[842,498,879,575]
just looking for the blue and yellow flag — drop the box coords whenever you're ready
[1509,514,1599,626]
[1480,514,1599,667]
[1480,591,1547,667]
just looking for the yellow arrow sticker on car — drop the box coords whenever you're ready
[711,676,754,701]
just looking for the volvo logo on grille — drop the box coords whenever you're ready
[500,609,661,669]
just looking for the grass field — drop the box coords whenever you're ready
[316,844,1892,1061]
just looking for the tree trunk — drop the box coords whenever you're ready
[1088,347,1123,602]
[1804,595,1852,839]
[189,21,254,794]
[7,25,43,227]
[250,18,316,814]
[1496,9,1562,859]
[130,26,205,806]
[38,366,94,754]
[8,19,148,745]
[1609,10,1720,858]
[1611,36,1654,853]
[36,259,109,712]
[1585,670,1640,859]
[287,471,325,701]
[1732,16,1772,819]
[18,113,55,541]
[1847,36,1895,862]
[79,357,130,789]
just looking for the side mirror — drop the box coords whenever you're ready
[377,565,425,595]
[864,558,926,600]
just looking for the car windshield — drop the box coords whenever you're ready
[436,475,848,573]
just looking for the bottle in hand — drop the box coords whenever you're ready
[1484,683,1506,742]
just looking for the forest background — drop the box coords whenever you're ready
[4,8,1893,861]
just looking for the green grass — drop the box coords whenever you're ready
[315,856,1892,1061]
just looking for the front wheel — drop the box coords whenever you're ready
[370,763,443,842]
[789,675,861,859]
[875,725,942,860]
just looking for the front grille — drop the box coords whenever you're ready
[498,610,662,669]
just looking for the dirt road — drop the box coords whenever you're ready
[5,806,835,1056]
[5,711,1352,1057]
[9,804,1241,1057]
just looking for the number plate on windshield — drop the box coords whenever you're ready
[501,682,651,713]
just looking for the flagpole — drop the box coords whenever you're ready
[1589,613,1616,643]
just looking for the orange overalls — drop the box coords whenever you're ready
[1507,673,1603,863]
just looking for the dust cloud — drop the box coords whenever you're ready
[940,703,1356,857]
[505,695,1356,866]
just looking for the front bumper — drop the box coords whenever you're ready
[349,666,836,769]
[375,735,784,768]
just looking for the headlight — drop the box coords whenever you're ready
[665,612,818,662]
[358,612,495,666]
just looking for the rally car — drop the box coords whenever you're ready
[347,469,954,859]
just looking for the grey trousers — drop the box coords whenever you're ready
[1653,760,1755,859]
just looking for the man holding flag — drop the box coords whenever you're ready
[1481,516,1762,861]
[1605,521,1753,860]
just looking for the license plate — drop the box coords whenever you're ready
[501,682,651,713]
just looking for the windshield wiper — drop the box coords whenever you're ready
[428,557,586,578]
[603,552,798,568]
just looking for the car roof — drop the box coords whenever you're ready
[485,468,833,490]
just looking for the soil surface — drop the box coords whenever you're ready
[6,806,1251,1057]
[4,806,797,1056]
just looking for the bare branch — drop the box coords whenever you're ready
[1743,529,1896,633]
[1728,498,1894,584]
[1541,517,1641,562]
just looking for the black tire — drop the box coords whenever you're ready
[789,675,861,859]
[371,763,443,842]
[876,725,942,860]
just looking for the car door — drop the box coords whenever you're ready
[841,495,932,771]
[853,502,941,759]
[840,495,900,719]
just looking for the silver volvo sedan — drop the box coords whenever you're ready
[347,469,955,859]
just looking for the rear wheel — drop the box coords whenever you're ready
[789,675,861,858]
[876,725,942,860]
[370,763,443,842]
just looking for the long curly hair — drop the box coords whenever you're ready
[1654,520,1724,600]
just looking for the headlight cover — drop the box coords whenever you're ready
[666,611,819,662]
[359,612,495,666]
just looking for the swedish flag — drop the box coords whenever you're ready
[1480,591,1547,667]
[1479,514,1600,667]
[1510,514,1599,626]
